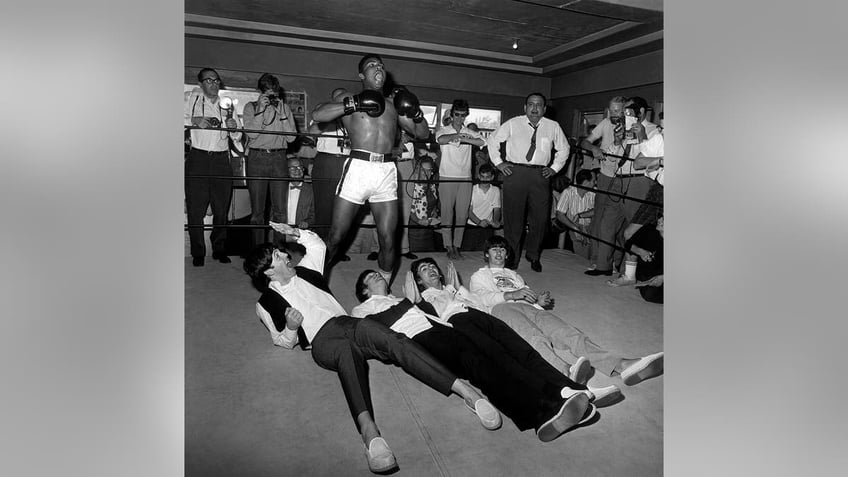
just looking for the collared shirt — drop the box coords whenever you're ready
[556,186,595,226]
[254,229,343,348]
[638,131,664,185]
[350,295,434,338]
[243,100,297,150]
[315,122,350,155]
[597,120,659,176]
[436,125,482,178]
[487,116,570,172]
[185,87,230,152]
[420,284,486,322]
[467,185,501,224]
[286,184,302,225]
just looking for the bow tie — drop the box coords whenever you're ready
[289,182,303,190]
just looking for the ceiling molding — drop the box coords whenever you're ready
[542,29,662,74]
[186,26,544,74]
[186,14,534,64]
[533,21,639,62]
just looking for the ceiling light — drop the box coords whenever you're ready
[512,39,518,50]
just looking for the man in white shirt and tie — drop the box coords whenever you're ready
[243,223,500,474]
[487,93,570,272]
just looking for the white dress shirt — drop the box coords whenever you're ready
[350,295,434,338]
[487,116,570,172]
[254,229,344,348]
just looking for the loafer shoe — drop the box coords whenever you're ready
[192,256,204,267]
[338,254,352,262]
[568,356,592,385]
[530,260,542,272]
[537,393,590,442]
[366,252,379,261]
[401,252,418,259]
[212,252,231,264]
[586,385,622,408]
[621,352,664,386]
[584,269,613,276]
[606,275,636,287]
[466,398,502,430]
[364,437,398,474]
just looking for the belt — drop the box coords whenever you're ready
[191,147,227,155]
[396,157,414,163]
[350,149,395,163]
[506,162,545,169]
[616,173,644,178]
[253,148,286,154]
[317,151,348,156]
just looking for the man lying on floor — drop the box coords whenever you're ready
[352,269,595,443]
[469,235,664,387]
[243,222,499,475]
[406,257,621,407]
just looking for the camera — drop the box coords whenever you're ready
[267,93,280,107]
[609,115,623,126]
[207,117,221,128]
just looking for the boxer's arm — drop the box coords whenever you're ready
[312,101,346,123]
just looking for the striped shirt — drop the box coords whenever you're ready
[556,186,595,226]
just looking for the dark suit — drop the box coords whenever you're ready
[288,181,315,227]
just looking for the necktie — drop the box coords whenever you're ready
[525,123,538,162]
[290,182,302,190]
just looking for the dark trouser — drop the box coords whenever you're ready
[310,316,456,432]
[417,317,570,431]
[311,152,348,238]
[595,174,653,271]
[639,285,664,304]
[448,309,584,391]
[185,148,232,258]
[593,174,626,271]
[502,165,550,264]
[246,149,288,247]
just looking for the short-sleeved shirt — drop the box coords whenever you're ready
[467,185,501,224]
[555,187,595,226]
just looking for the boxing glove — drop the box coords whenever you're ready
[393,89,425,123]
[343,89,385,117]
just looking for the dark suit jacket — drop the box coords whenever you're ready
[290,182,315,227]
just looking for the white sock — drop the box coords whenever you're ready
[624,260,637,280]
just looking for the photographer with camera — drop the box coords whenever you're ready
[579,96,659,280]
[243,73,298,248]
[185,68,243,266]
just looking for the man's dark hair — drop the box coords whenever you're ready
[482,235,513,264]
[410,258,445,293]
[243,242,305,292]
[625,96,649,117]
[576,169,594,185]
[478,163,495,177]
[355,269,377,303]
[243,243,277,292]
[525,92,547,106]
[451,99,469,112]
[197,68,219,83]
[257,73,281,94]
[358,54,383,74]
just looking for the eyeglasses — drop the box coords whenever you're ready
[201,78,221,84]
[453,112,468,117]
[288,165,304,170]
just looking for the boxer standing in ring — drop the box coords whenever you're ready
[312,54,430,282]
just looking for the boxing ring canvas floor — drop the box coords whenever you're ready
[186,249,663,476]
